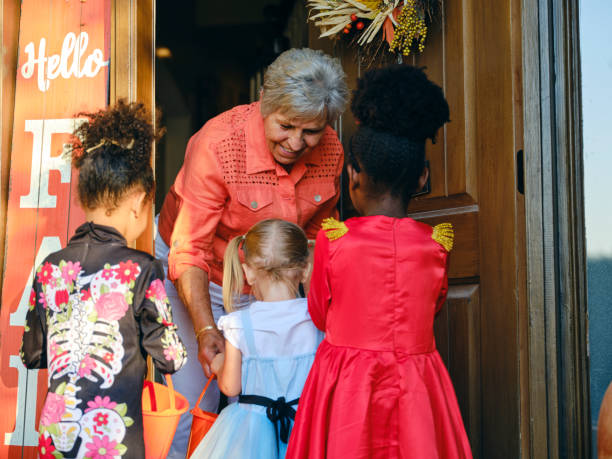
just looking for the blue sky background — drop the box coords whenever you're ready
[581,0,612,257]
[580,1,612,453]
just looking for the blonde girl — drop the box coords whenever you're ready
[190,219,322,459]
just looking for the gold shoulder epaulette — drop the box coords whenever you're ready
[321,217,348,241]
[432,223,454,252]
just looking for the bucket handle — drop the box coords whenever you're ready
[164,374,176,410]
[194,376,215,409]
[146,355,176,411]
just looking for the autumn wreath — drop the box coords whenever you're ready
[307,0,441,56]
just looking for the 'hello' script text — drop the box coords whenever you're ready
[20,32,108,93]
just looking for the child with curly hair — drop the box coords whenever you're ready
[20,100,186,458]
[287,65,473,458]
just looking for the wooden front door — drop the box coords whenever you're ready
[308,1,526,457]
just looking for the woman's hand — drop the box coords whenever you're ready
[197,330,225,378]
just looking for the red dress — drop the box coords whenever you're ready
[287,216,472,459]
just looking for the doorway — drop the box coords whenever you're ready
[154,0,308,211]
[153,2,524,458]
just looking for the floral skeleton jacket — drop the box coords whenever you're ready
[21,222,187,459]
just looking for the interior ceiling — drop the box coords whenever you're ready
[194,0,284,27]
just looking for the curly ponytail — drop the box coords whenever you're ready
[71,99,164,212]
[349,65,449,206]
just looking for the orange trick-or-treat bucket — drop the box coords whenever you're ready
[142,373,189,459]
[599,381,612,459]
[187,375,218,458]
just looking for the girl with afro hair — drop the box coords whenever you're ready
[287,66,472,458]
[21,100,186,458]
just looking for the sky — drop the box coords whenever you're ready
[580,0,612,257]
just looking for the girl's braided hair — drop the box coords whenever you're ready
[349,65,450,205]
[71,99,164,211]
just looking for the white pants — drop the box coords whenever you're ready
[154,224,253,459]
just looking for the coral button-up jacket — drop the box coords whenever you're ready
[158,102,344,286]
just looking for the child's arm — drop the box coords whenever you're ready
[21,285,47,369]
[138,261,187,373]
[307,230,332,330]
[210,352,224,375]
[213,339,242,397]
[435,256,450,314]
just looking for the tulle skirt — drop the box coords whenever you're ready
[190,402,289,459]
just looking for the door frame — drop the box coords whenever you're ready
[0,0,21,287]
[522,0,590,457]
[110,0,156,254]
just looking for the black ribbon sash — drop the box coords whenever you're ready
[238,395,299,444]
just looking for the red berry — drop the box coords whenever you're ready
[343,27,350,34]
[350,13,358,22]
[346,22,352,29]
[356,21,365,30]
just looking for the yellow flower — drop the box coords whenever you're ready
[389,0,428,56]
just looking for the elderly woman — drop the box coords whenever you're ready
[155,48,348,458]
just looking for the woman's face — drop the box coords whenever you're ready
[263,111,327,166]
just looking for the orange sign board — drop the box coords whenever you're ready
[0,1,110,456]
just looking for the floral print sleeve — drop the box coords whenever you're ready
[18,223,190,458]
[137,261,187,373]
[21,280,47,369]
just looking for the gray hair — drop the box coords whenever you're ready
[260,48,349,124]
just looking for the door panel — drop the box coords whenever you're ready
[419,210,479,279]
[411,0,478,205]
[441,284,481,457]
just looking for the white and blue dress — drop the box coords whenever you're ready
[190,298,322,459]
